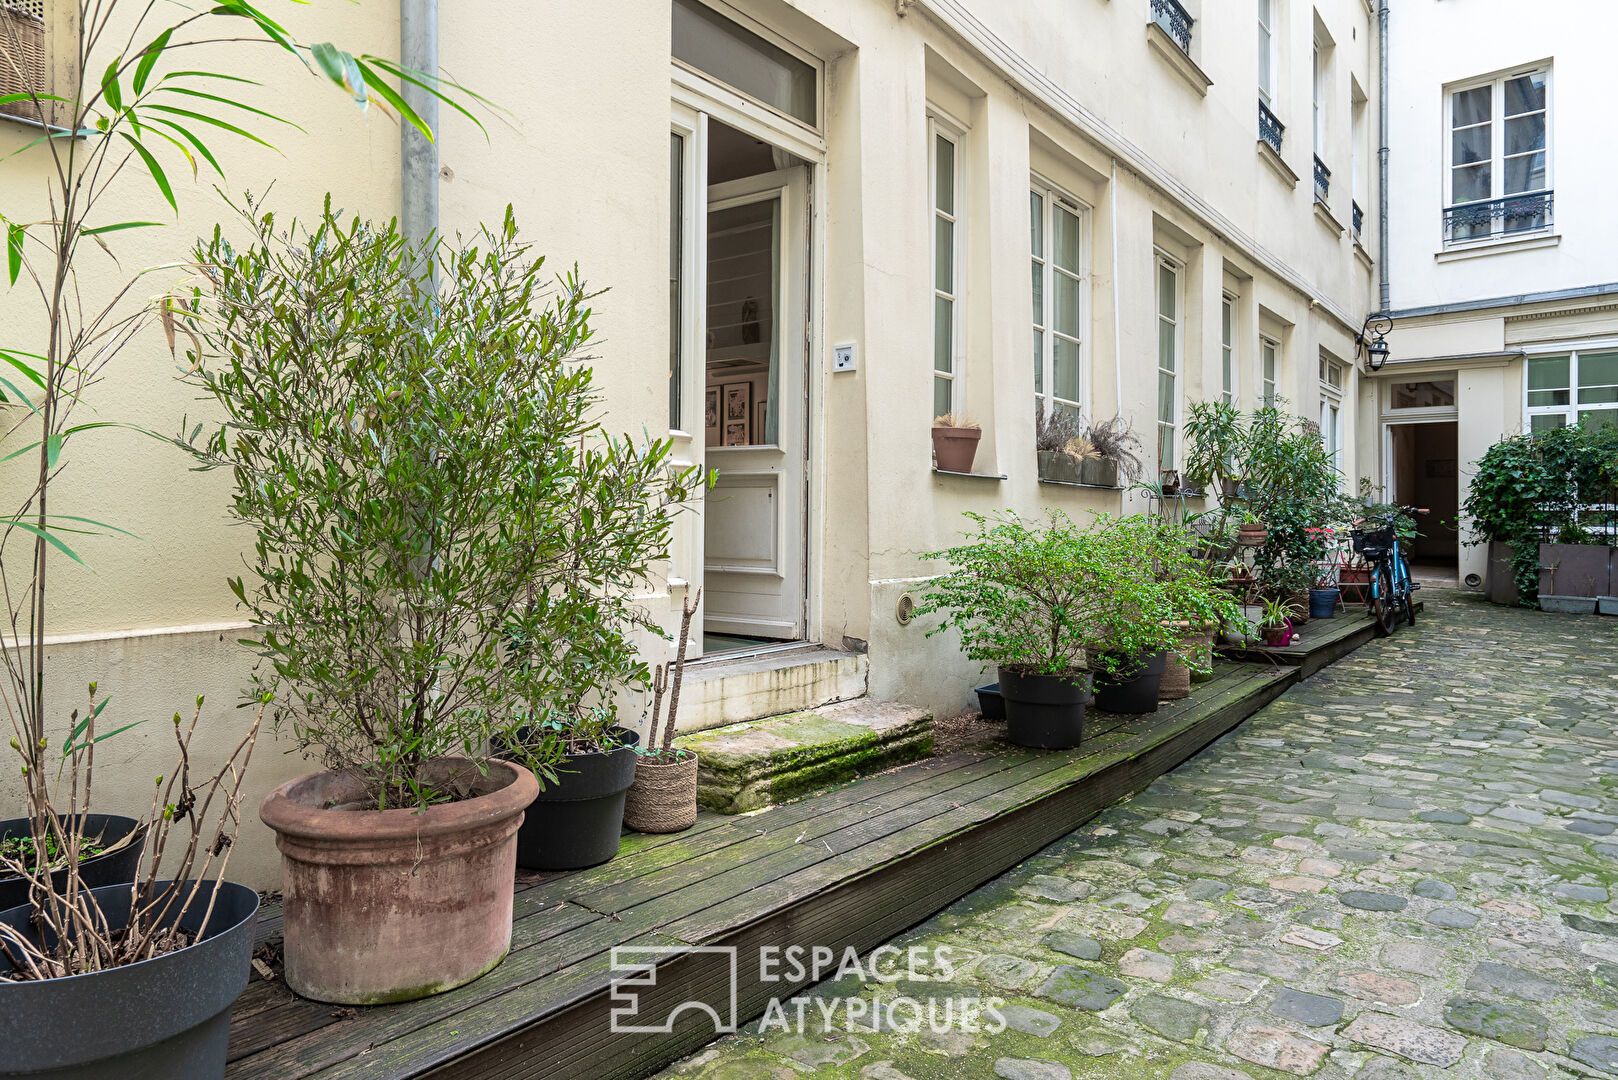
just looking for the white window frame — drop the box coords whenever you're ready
[1260,335,1280,406]
[1524,340,1618,432]
[930,113,965,419]
[1319,355,1346,481]
[1257,0,1277,108]
[669,107,706,440]
[1031,176,1091,420]
[1312,36,1324,157]
[1220,292,1238,407]
[1155,251,1184,473]
[1443,66,1552,243]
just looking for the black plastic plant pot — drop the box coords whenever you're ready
[974,683,1005,721]
[998,668,1092,749]
[1093,650,1169,715]
[0,878,259,1080]
[0,814,147,913]
[516,726,640,871]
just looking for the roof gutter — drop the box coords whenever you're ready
[1377,0,1390,312]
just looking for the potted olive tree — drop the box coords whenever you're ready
[175,203,702,1003]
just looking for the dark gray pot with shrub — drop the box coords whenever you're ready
[0,814,145,914]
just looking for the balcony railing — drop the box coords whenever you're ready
[1352,200,1363,239]
[1258,100,1284,154]
[1313,155,1331,203]
[1443,190,1553,245]
[1150,0,1194,53]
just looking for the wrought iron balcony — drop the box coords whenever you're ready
[1352,200,1363,239]
[1443,190,1553,245]
[1313,155,1331,203]
[1258,101,1284,154]
[1150,0,1194,54]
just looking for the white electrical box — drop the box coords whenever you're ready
[832,343,857,373]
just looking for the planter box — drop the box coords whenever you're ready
[1599,596,1618,616]
[1539,594,1597,615]
[1486,540,1519,606]
[1036,451,1118,487]
[1537,543,1611,599]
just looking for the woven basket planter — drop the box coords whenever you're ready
[623,751,699,834]
[0,8,46,123]
[1161,629,1214,701]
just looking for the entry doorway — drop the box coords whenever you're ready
[693,119,812,653]
[1386,421,1460,585]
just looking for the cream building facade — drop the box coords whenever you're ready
[1373,0,1618,588]
[1,0,1380,886]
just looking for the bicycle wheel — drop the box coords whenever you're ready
[1402,566,1417,627]
[1371,561,1398,637]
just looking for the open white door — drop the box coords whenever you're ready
[702,167,809,641]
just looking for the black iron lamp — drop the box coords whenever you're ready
[1355,312,1393,373]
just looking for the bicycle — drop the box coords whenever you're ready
[1350,505,1428,637]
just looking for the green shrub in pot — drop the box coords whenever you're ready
[176,202,703,1001]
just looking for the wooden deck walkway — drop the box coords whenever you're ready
[227,661,1298,1080]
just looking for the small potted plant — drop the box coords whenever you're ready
[1309,563,1342,619]
[1236,511,1269,547]
[932,412,983,473]
[624,591,703,834]
[1258,596,1300,645]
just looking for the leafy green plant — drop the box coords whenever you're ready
[1183,400,1244,490]
[172,201,704,805]
[0,0,478,784]
[1259,595,1299,629]
[917,510,1241,681]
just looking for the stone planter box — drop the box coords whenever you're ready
[1037,451,1118,487]
[1540,595,1597,615]
[1598,596,1618,616]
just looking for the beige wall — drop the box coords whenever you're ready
[1,0,1379,885]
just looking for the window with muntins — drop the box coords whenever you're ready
[1257,0,1276,107]
[672,0,817,126]
[1319,356,1345,479]
[1156,256,1181,471]
[1221,294,1237,406]
[1528,350,1618,432]
[1446,69,1550,244]
[1261,337,1280,406]
[932,124,961,419]
[1031,186,1086,420]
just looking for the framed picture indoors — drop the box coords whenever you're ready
[704,387,719,433]
[754,399,768,445]
[722,383,750,446]
[723,421,748,446]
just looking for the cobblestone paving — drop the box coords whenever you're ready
[660,595,1618,1079]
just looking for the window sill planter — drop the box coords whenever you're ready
[0,814,146,913]
[1,878,259,1079]
[998,668,1092,749]
[624,749,699,835]
[1037,450,1118,488]
[932,426,982,474]
[260,757,539,1004]
[513,727,640,870]
[1092,650,1169,715]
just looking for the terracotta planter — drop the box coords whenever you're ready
[260,757,538,1005]
[1236,523,1268,547]
[624,751,699,834]
[1162,629,1214,700]
[932,426,981,473]
[1260,619,1294,646]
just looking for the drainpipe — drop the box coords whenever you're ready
[1376,0,1389,312]
[400,0,438,251]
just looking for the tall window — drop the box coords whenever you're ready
[1528,350,1618,432]
[931,123,962,418]
[1031,186,1086,419]
[669,131,685,430]
[1447,69,1550,242]
[1156,256,1182,471]
[1257,0,1276,107]
[1312,37,1324,157]
[1220,294,1237,406]
[1319,356,1345,479]
[1261,336,1280,405]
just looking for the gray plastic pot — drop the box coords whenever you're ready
[0,878,259,1079]
[0,814,146,913]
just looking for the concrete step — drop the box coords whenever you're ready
[675,698,933,814]
[677,645,867,736]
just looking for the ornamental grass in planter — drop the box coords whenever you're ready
[175,203,702,1003]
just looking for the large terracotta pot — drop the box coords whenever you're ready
[260,757,538,1005]
[931,426,981,473]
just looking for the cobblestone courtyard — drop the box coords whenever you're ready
[662,595,1618,1079]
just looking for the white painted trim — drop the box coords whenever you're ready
[903,0,1360,335]
[6,621,255,649]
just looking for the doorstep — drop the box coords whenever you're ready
[675,698,933,814]
[226,660,1298,1080]
[677,645,867,735]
